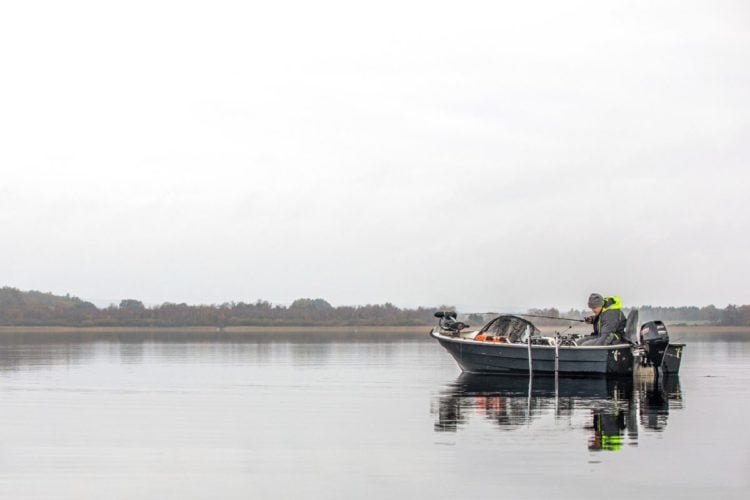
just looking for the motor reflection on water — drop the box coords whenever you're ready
[434,373,682,452]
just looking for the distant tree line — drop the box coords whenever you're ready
[0,288,440,327]
[1,287,750,327]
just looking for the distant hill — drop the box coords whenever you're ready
[0,287,92,308]
[0,287,99,326]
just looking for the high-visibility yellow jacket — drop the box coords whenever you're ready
[594,296,627,340]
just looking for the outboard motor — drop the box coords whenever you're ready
[639,321,670,368]
[434,311,469,336]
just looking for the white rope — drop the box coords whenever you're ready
[527,330,533,376]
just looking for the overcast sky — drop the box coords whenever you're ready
[1,1,748,311]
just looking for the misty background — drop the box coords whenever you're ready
[1,1,748,312]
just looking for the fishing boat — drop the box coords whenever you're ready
[430,311,684,377]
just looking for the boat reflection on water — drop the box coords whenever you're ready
[433,374,682,451]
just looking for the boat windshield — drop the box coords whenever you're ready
[479,315,541,343]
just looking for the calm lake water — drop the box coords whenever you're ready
[0,330,748,499]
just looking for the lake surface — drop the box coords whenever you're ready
[0,330,747,499]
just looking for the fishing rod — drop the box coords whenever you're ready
[464,312,588,323]
[514,313,586,323]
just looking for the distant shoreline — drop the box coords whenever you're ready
[0,325,433,335]
[0,324,747,335]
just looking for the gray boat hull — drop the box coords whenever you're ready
[431,330,634,376]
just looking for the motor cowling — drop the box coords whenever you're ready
[639,321,670,367]
[434,311,468,336]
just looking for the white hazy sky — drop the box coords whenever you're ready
[1,0,748,311]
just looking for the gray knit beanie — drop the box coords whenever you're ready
[588,293,605,308]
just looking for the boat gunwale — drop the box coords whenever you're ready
[430,329,632,351]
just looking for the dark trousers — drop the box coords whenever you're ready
[578,333,616,346]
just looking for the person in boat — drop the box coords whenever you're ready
[578,293,627,346]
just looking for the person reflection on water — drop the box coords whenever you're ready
[578,293,627,346]
[588,409,626,451]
